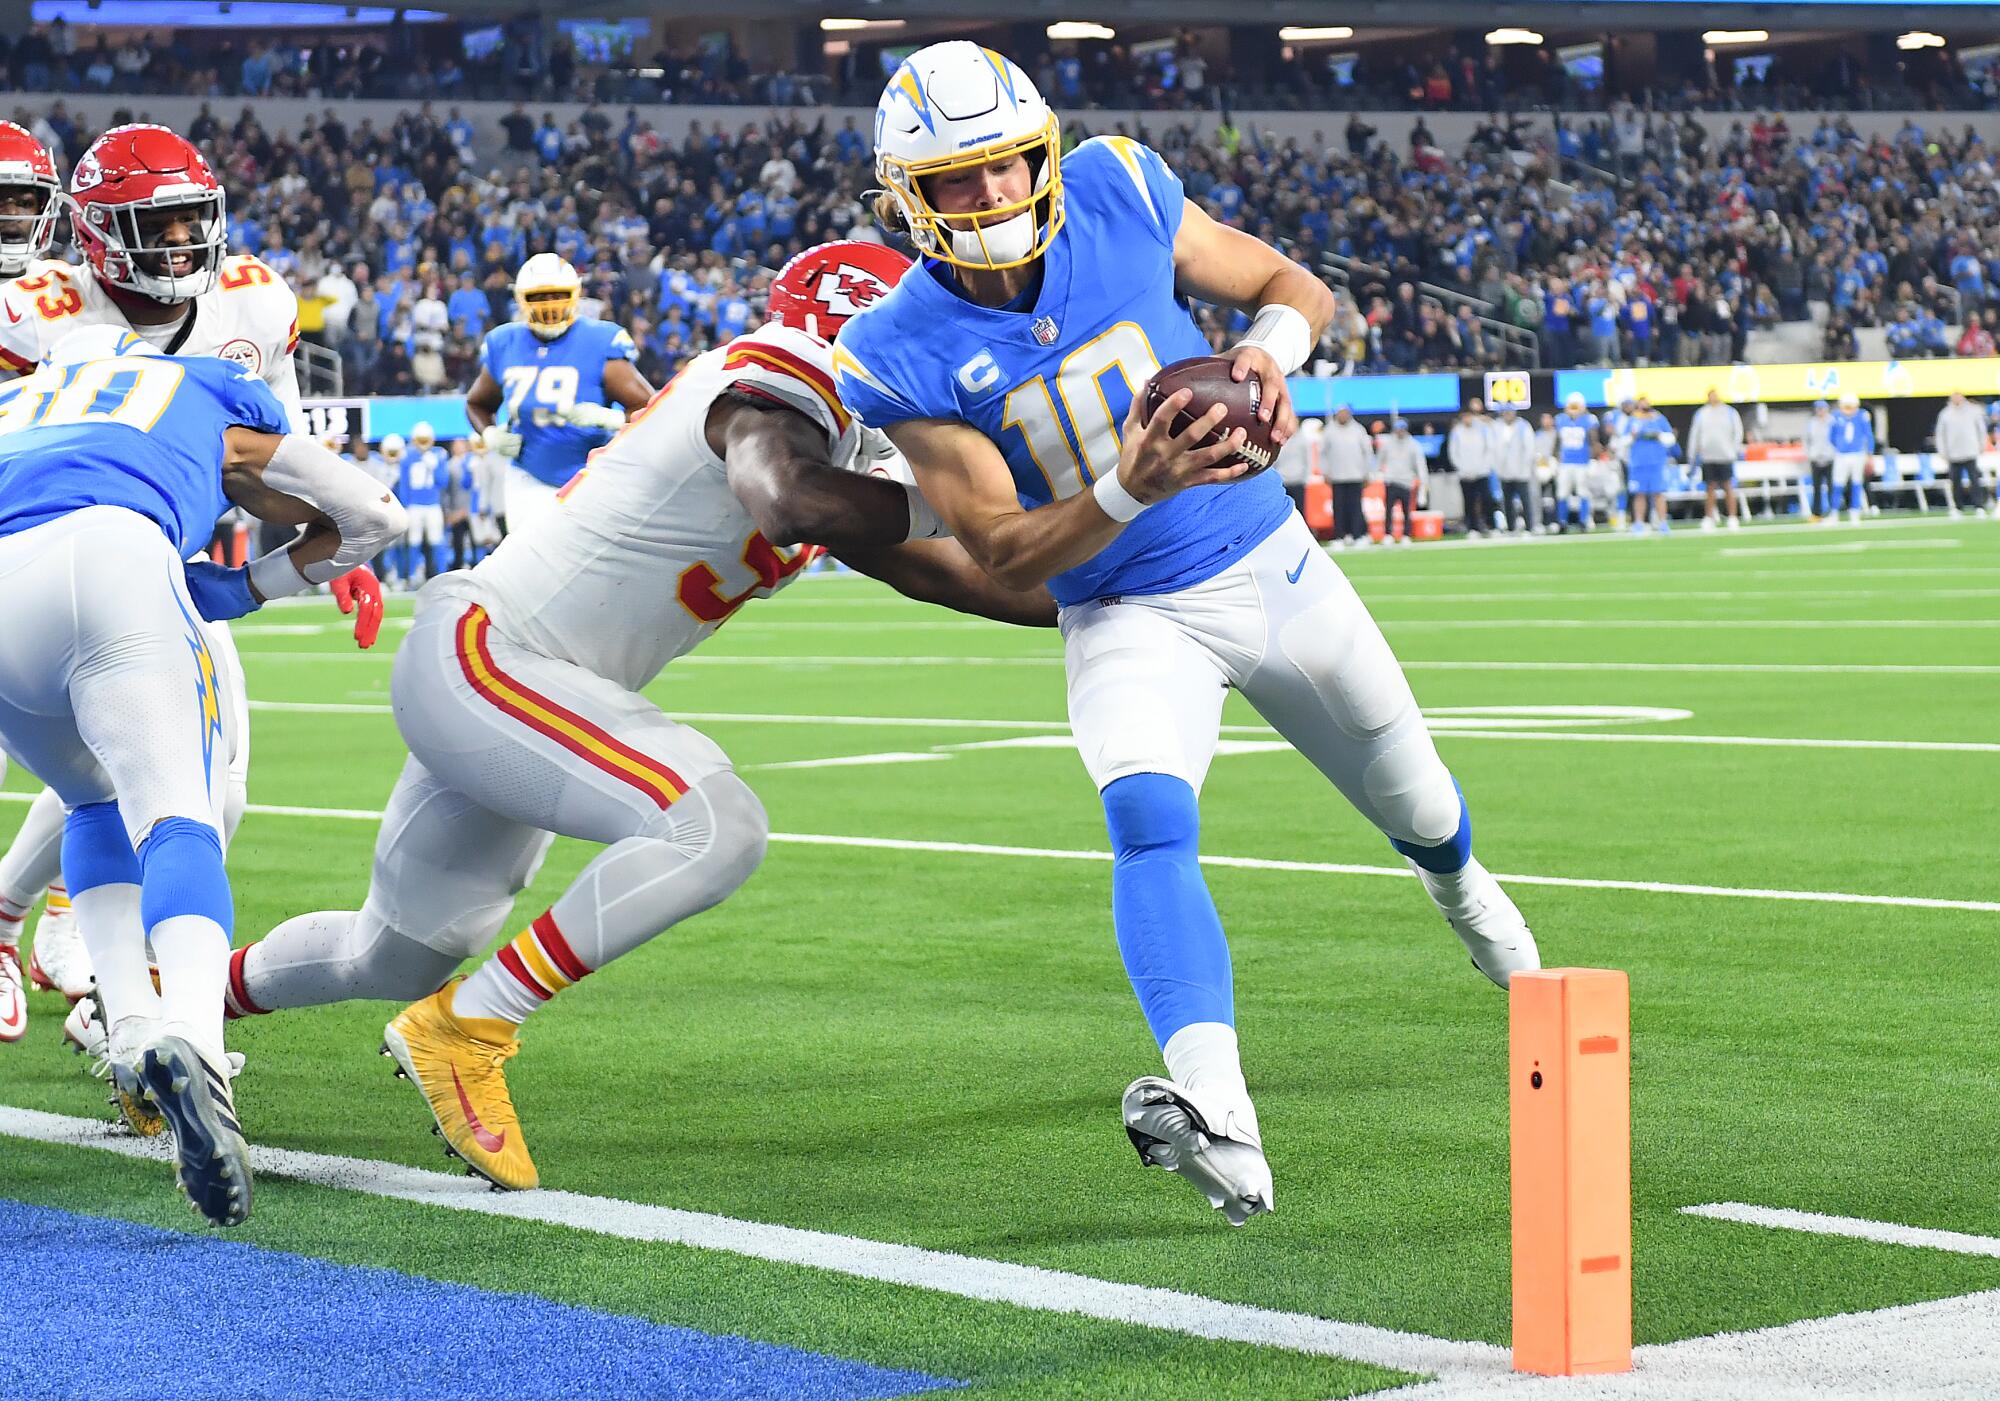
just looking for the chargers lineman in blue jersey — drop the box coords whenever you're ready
[464,252,653,535]
[835,42,1541,1226]
[0,326,402,1225]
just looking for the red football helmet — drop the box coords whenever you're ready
[767,240,911,342]
[0,121,61,278]
[70,124,227,303]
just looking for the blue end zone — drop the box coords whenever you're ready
[0,1200,960,1401]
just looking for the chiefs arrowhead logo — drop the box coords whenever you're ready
[814,265,890,318]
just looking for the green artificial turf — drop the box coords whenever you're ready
[4,517,1996,1396]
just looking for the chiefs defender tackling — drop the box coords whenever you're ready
[225,242,1054,1190]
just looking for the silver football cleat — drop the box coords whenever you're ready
[1122,1076,1273,1226]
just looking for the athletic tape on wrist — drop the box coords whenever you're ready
[1238,304,1313,376]
[1092,467,1149,523]
[248,547,309,602]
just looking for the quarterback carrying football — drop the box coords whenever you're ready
[833,42,1542,1226]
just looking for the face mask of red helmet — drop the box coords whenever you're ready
[0,120,61,278]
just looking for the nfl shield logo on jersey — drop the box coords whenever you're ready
[1032,316,1059,346]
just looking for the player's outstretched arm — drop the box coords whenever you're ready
[714,396,937,551]
[1171,199,1336,443]
[835,537,1056,628]
[890,391,1244,593]
[213,429,406,603]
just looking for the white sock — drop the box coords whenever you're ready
[1162,1021,1259,1138]
[149,913,230,1064]
[452,957,546,1024]
[74,883,160,1024]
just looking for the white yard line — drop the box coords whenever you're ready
[1718,539,1965,558]
[233,653,2000,677]
[1,790,1989,912]
[236,701,2000,754]
[0,1105,1498,1380]
[1680,1203,2000,1259]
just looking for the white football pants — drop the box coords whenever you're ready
[1060,511,1460,848]
[238,580,765,1008]
[0,507,233,841]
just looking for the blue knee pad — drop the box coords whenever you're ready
[138,817,233,938]
[62,801,141,895]
[1391,780,1474,874]
[1102,773,1233,1046]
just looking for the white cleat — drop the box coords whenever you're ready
[0,944,26,1043]
[1121,1077,1273,1226]
[1407,856,1542,988]
[1700,515,1717,532]
[66,996,244,1137]
[27,902,93,1003]
[1726,515,1742,531]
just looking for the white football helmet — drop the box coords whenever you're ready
[515,252,580,340]
[379,432,405,462]
[873,42,1062,272]
[410,420,436,449]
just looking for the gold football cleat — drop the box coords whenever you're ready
[381,978,538,1191]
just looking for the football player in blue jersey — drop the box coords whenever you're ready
[464,252,654,536]
[1553,393,1602,532]
[398,420,448,585]
[834,42,1541,1226]
[0,325,402,1224]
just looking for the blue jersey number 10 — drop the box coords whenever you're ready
[999,321,1158,500]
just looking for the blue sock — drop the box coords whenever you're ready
[138,818,232,939]
[1391,783,1473,874]
[1102,773,1232,1048]
[62,800,140,894]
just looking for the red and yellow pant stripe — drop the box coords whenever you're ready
[497,911,590,1002]
[453,605,689,810]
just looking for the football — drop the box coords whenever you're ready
[1140,355,1278,475]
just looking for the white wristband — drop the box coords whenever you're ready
[902,481,950,540]
[1092,466,1149,523]
[248,545,309,602]
[1238,304,1313,376]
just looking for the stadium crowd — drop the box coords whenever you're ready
[3,16,1996,114]
[12,81,2000,391]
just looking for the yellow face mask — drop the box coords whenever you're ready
[518,285,580,338]
[878,114,1065,272]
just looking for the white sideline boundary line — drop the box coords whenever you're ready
[235,701,2000,755]
[1680,1203,2000,1259]
[0,1105,1500,1379]
[5,790,1989,914]
[1374,1289,2000,1399]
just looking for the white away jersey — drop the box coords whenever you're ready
[0,255,303,429]
[452,323,862,691]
